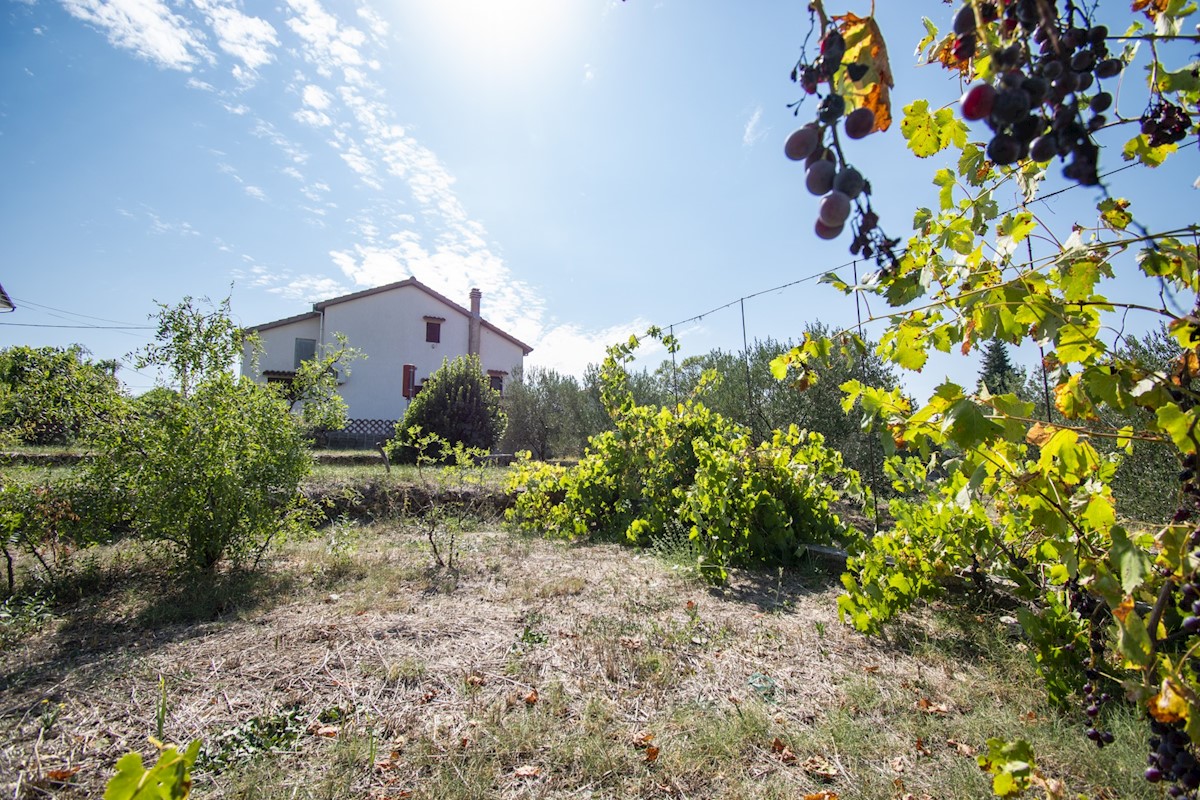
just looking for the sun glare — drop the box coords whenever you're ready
[415,0,579,77]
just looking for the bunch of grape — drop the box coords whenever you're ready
[953,0,1127,186]
[1147,717,1200,796]
[1143,453,1200,796]
[1142,101,1193,147]
[1064,582,1117,747]
[786,27,899,265]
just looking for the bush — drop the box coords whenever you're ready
[82,296,314,572]
[387,355,505,463]
[87,373,312,571]
[0,345,122,445]
[506,334,866,582]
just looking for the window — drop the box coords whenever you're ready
[294,337,317,369]
[423,316,445,344]
[489,375,504,393]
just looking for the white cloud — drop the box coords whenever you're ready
[742,106,766,147]
[186,77,214,91]
[302,83,331,109]
[583,63,594,82]
[244,185,266,200]
[294,108,331,127]
[194,0,278,70]
[251,118,309,163]
[527,320,655,378]
[61,0,211,70]
[285,0,366,75]
[222,102,249,115]
[356,4,389,41]
[281,165,304,181]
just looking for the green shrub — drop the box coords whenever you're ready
[86,373,311,571]
[387,354,505,463]
[506,333,866,582]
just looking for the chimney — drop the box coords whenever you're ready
[468,287,482,356]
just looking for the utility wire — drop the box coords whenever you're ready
[0,322,153,329]
[659,140,1198,340]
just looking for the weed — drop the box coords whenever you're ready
[194,706,306,774]
[0,592,53,648]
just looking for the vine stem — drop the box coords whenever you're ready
[1149,577,1176,658]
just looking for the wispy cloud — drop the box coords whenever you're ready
[60,0,211,70]
[244,185,266,201]
[742,106,767,147]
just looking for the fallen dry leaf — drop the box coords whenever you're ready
[800,754,839,781]
[465,673,486,688]
[43,768,80,783]
[915,697,949,715]
[914,737,932,756]
[309,723,339,738]
[803,793,840,800]
[890,755,907,773]
[523,688,539,706]
[631,731,655,748]
[947,738,977,757]
[685,600,696,611]
[862,664,880,673]
[770,737,798,764]
[513,764,540,778]
[644,745,661,763]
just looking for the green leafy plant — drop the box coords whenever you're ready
[103,739,201,800]
[0,344,123,445]
[387,354,505,464]
[507,331,866,582]
[768,0,1200,794]
[85,296,313,571]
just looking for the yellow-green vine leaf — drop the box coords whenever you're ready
[900,99,967,158]
[1098,197,1133,231]
[1122,133,1178,166]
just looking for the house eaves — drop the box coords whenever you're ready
[241,310,321,334]
[0,283,14,313]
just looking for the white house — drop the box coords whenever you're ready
[241,278,532,444]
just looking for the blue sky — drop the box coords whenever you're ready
[1,0,1196,399]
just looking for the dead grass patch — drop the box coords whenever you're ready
[0,524,1153,799]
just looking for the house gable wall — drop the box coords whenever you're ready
[241,315,321,379]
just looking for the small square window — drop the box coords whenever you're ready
[425,321,441,343]
[489,375,504,393]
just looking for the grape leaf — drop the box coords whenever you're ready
[901,100,967,158]
[1122,133,1178,166]
[832,12,894,132]
[1098,198,1132,231]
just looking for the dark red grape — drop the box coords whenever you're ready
[806,160,836,195]
[1095,58,1123,79]
[987,133,1021,164]
[960,83,996,122]
[844,107,876,139]
[819,190,852,227]
[814,218,844,240]
[785,125,821,161]
[953,4,977,35]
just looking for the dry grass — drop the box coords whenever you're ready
[0,523,1153,799]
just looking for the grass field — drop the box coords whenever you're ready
[0,518,1154,799]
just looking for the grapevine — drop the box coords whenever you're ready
[775,1,1200,796]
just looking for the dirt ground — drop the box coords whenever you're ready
[0,526,1151,799]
